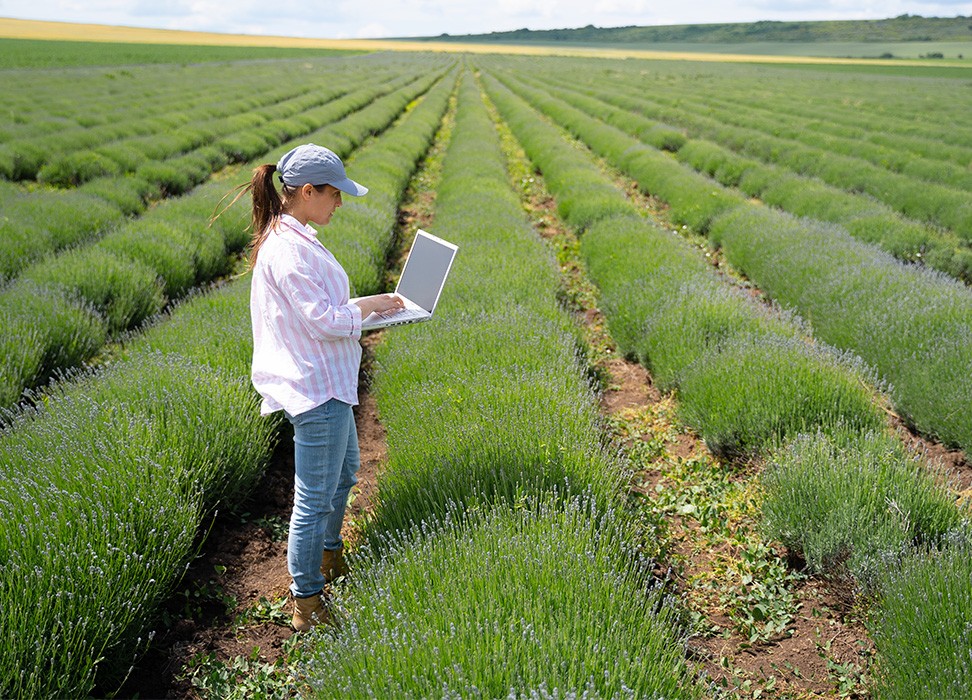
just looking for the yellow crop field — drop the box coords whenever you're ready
[0,16,934,66]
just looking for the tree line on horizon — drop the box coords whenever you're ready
[413,14,972,44]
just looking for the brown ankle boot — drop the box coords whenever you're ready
[321,545,349,583]
[292,592,326,632]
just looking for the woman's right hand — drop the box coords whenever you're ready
[354,294,405,317]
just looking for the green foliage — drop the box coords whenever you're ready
[0,352,274,697]
[0,188,125,272]
[22,245,165,334]
[711,204,972,455]
[135,160,195,196]
[485,65,883,457]
[492,70,745,234]
[37,150,122,186]
[369,74,619,539]
[127,276,254,378]
[503,56,972,272]
[0,282,106,402]
[308,497,703,699]
[761,430,964,586]
[312,68,456,296]
[0,216,52,281]
[0,56,452,411]
[676,336,883,457]
[373,310,617,534]
[0,310,44,408]
[0,38,358,69]
[99,220,198,299]
[868,537,972,699]
[77,175,154,216]
[423,15,972,45]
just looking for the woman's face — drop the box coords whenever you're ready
[307,184,343,226]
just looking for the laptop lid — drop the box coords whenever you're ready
[395,230,458,313]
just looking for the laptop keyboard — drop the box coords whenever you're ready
[375,307,426,321]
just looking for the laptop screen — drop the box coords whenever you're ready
[396,231,458,313]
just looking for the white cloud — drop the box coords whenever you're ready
[354,22,391,39]
[1,0,971,38]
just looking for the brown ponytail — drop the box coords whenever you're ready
[211,163,292,270]
[248,163,284,267]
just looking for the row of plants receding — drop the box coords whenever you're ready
[685,90,972,192]
[550,64,972,244]
[558,57,972,180]
[479,65,971,699]
[487,62,972,464]
[0,63,457,699]
[293,72,705,698]
[0,66,448,413]
[648,62,972,163]
[0,57,372,181]
[591,68,972,194]
[509,61,972,283]
[0,60,427,282]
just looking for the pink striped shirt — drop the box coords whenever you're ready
[250,214,363,416]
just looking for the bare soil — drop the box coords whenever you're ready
[598,350,873,698]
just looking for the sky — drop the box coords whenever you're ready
[1,0,970,40]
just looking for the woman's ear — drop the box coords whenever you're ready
[300,183,315,199]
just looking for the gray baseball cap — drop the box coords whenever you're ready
[276,144,368,196]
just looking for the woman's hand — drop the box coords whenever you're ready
[354,293,405,317]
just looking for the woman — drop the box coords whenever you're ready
[246,143,403,632]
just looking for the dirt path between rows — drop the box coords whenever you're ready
[600,354,873,697]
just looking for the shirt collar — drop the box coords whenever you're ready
[279,214,319,241]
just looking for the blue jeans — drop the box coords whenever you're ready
[284,399,359,598]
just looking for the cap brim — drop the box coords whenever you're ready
[332,177,368,196]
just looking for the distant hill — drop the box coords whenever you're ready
[410,14,972,44]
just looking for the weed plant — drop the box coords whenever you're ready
[761,430,964,585]
[305,496,704,699]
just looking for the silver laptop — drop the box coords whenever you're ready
[353,229,458,331]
